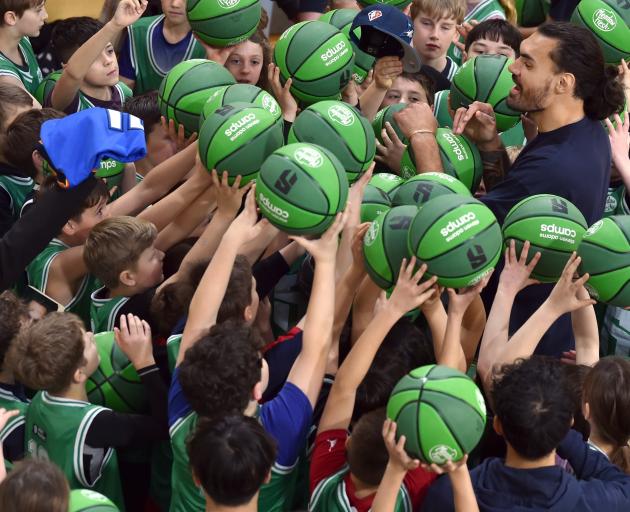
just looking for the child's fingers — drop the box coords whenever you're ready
[518,240,530,264]
[119,314,128,335]
[527,251,542,272]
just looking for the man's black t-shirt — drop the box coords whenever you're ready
[480,117,611,356]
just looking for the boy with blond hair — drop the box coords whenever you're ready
[410,0,465,81]
[0,0,46,95]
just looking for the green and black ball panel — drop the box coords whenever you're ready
[187,0,262,47]
[391,172,471,207]
[578,215,630,306]
[408,194,502,288]
[450,55,520,132]
[288,100,375,183]
[363,205,418,289]
[273,21,355,105]
[370,172,405,197]
[158,58,236,135]
[502,194,588,282]
[373,103,409,145]
[256,142,349,235]
[361,184,392,222]
[571,0,630,64]
[386,364,487,463]
[69,489,118,512]
[200,83,282,128]
[198,102,284,184]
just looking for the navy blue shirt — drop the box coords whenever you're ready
[480,116,610,356]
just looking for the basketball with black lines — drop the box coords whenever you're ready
[372,103,409,146]
[363,205,417,289]
[502,194,588,282]
[273,21,354,105]
[391,172,471,208]
[361,184,392,222]
[369,172,405,197]
[198,102,284,185]
[386,364,487,464]
[256,143,349,235]
[408,194,502,288]
[34,70,61,105]
[578,216,630,307]
[186,0,262,47]
[69,489,118,511]
[571,0,630,64]
[450,55,520,132]
[86,332,148,414]
[158,59,235,135]
[200,83,282,128]
[515,0,550,26]
[318,8,376,84]
[288,100,375,183]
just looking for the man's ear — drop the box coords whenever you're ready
[493,415,504,437]
[243,304,254,323]
[118,269,136,288]
[556,72,576,96]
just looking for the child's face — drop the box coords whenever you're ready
[381,77,429,108]
[84,44,119,88]
[225,41,264,85]
[146,123,177,168]
[72,197,110,242]
[465,37,517,62]
[15,1,47,37]
[413,13,458,62]
[161,0,189,26]
[132,244,165,290]
[81,329,101,378]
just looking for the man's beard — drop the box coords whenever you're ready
[507,78,553,114]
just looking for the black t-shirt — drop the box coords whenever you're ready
[480,116,611,356]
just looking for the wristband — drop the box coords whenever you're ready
[409,129,434,140]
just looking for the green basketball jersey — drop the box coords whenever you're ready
[0,387,28,465]
[0,174,34,220]
[126,15,205,95]
[309,466,412,512]
[166,334,182,373]
[25,392,124,510]
[0,37,42,94]
[26,239,100,326]
[90,287,130,333]
[447,0,507,65]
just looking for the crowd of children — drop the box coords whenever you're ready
[0,0,629,510]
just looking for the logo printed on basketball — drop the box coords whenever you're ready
[327,105,355,126]
[218,0,241,7]
[258,192,289,220]
[224,113,259,141]
[294,147,323,168]
[100,160,119,171]
[592,7,617,31]
[586,219,604,236]
[262,94,278,115]
[364,220,379,246]
[605,194,618,213]
[429,444,458,464]
[550,198,569,214]
[441,132,468,161]
[466,245,487,269]
[320,41,349,67]
[78,490,110,502]
[274,170,297,194]
[539,223,578,243]
[439,212,479,242]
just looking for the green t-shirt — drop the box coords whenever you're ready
[25,391,124,510]
[125,15,205,94]
[0,37,42,94]
[25,238,100,326]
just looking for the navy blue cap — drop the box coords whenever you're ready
[350,3,422,73]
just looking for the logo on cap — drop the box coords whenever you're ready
[368,10,382,21]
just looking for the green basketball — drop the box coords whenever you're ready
[386,364,487,463]
[288,100,375,183]
[96,158,125,178]
[391,172,471,207]
[502,194,588,282]
[186,0,261,47]
[578,216,630,306]
[319,9,376,84]
[363,205,418,289]
[34,69,61,105]
[372,103,409,145]
[450,55,520,132]
[400,128,483,191]
[370,172,405,196]
[69,489,119,512]
[86,332,147,414]
[200,83,281,128]
[515,0,550,26]
[273,21,354,105]
[158,59,236,135]
[361,184,392,222]
[571,0,630,64]
[256,143,349,235]
[199,102,284,184]
[408,194,502,288]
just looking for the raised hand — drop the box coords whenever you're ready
[375,122,406,173]
[210,170,251,217]
[497,240,541,297]
[112,0,147,29]
[268,63,298,122]
[393,102,438,139]
[114,313,154,369]
[383,419,421,472]
[161,117,197,152]
[545,253,596,316]
[605,112,630,176]
[447,270,493,317]
[373,56,403,91]
[289,208,349,264]
[387,258,438,315]
[452,101,500,149]
[224,186,268,245]
[351,222,371,268]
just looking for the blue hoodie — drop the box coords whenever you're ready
[420,430,630,511]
